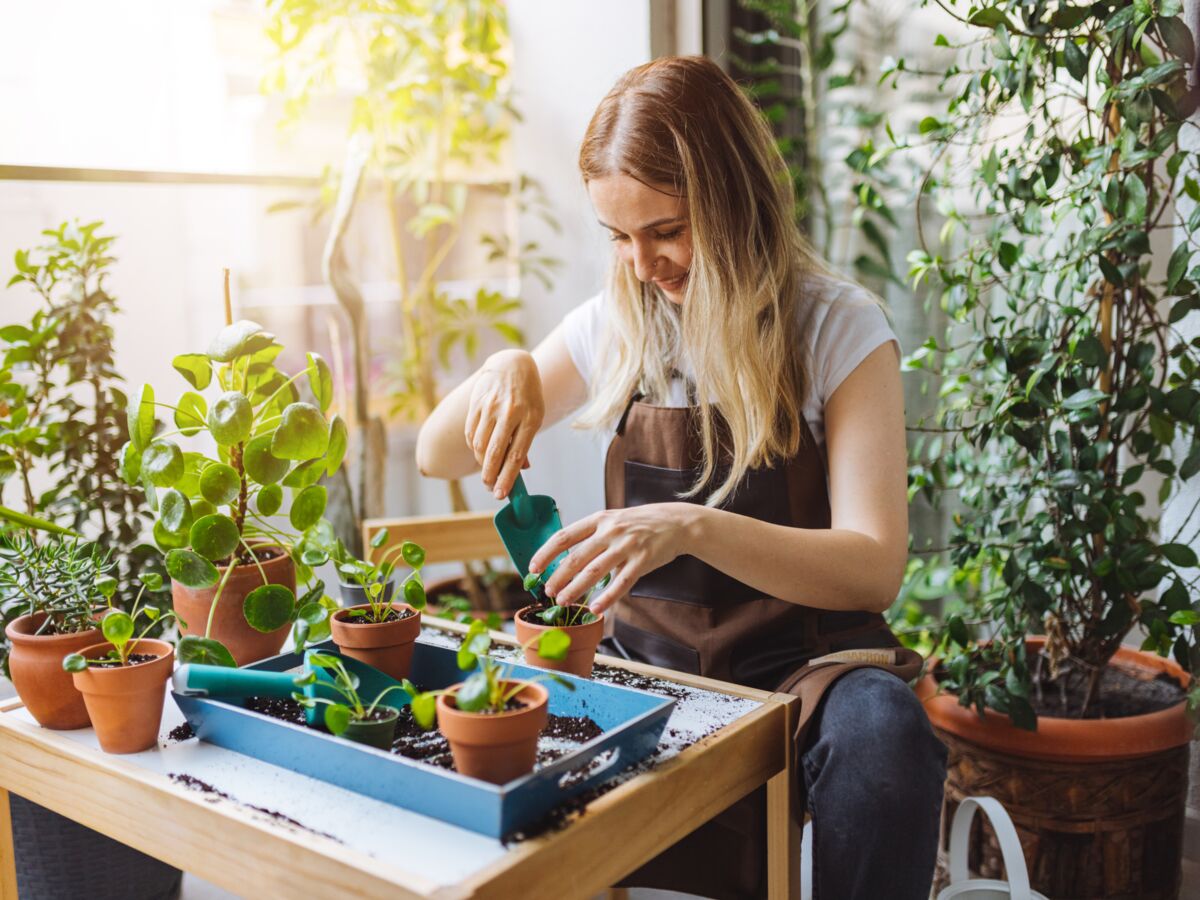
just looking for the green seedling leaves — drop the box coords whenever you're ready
[128,384,155,451]
[142,440,184,488]
[95,575,118,601]
[324,703,352,736]
[306,352,333,413]
[244,433,288,484]
[295,601,331,643]
[271,402,329,460]
[200,463,241,505]
[536,628,570,661]
[256,483,283,516]
[166,549,220,589]
[175,392,208,436]
[101,609,134,649]
[403,578,426,610]
[410,692,437,729]
[455,671,491,712]
[208,392,253,446]
[172,353,213,390]
[177,635,237,668]
[370,528,389,549]
[325,415,348,476]
[289,484,327,531]
[189,514,240,561]
[243,584,296,633]
[523,572,542,592]
[401,541,425,568]
[62,653,88,673]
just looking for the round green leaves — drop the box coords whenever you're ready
[159,489,193,534]
[208,392,253,446]
[325,415,348,476]
[200,463,241,505]
[166,549,220,589]
[142,440,184,488]
[175,392,208,436]
[172,353,213,391]
[189,514,240,561]
[244,434,288,484]
[289,485,327,531]
[243,584,295,633]
[256,483,283,516]
[271,402,329,461]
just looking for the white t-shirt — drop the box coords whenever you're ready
[559,273,899,453]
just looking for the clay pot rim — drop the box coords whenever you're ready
[918,637,1193,761]
[436,679,548,720]
[515,604,605,630]
[5,611,103,644]
[349,704,402,724]
[332,603,419,625]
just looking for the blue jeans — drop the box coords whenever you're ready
[802,668,948,900]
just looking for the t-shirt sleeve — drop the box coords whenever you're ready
[559,293,606,387]
[813,285,900,405]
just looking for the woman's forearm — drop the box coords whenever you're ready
[415,369,483,480]
[684,505,906,614]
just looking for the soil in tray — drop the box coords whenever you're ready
[243,696,603,771]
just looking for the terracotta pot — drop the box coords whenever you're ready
[172,548,295,666]
[340,705,400,750]
[329,604,421,680]
[437,681,548,784]
[514,605,604,678]
[70,639,174,754]
[919,638,1193,900]
[5,613,102,729]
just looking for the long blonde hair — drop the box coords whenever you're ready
[577,55,828,506]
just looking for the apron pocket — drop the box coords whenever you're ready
[613,617,701,674]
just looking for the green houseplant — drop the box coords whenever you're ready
[409,619,571,784]
[894,1,1199,895]
[125,318,346,666]
[514,571,604,678]
[291,651,413,750]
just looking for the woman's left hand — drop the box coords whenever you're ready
[527,502,701,613]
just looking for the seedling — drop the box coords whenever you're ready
[338,528,427,624]
[62,571,176,671]
[291,652,411,736]
[407,619,573,728]
[521,571,603,627]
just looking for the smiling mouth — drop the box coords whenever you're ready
[654,272,688,292]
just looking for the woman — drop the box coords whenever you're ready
[417,56,946,900]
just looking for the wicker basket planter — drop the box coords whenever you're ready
[918,641,1192,899]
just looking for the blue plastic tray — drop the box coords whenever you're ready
[172,636,674,838]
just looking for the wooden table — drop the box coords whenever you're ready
[0,629,800,900]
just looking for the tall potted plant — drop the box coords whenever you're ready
[901,2,1199,896]
[126,319,345,665]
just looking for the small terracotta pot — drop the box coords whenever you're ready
[330,604,421,680]
[514,605,604,679]
[172,547,295,666]
[5,612,102,729]
[437,681,548,783]
[70,639,174,754]
[340,705,400,750]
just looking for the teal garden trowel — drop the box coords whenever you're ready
[493,474,568,599]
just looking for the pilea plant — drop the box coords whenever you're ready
[124,319,346,661]
[520,571,602,627]
[321,527,428,621]
[408,619,571,728]
[899,0,1200,725]
[291,652,411,738]
[62,572,175,671]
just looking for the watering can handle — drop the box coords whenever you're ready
[509,474,534,527]
[948,796,1032,900]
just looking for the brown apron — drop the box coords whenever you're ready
[604,394,922,899]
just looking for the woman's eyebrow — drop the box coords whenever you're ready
[597,216,685,232]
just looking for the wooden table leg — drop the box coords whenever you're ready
[767,694,801,900]
[0,789,18,900]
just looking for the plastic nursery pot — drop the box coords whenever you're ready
[436,681,548,784]
[339,705,401,751]
[5,612,102,729]
[338,578,396,609]
[70,639,174,754]
[172,546,295,666]
[514,605,604,679]
[329,603,421,680]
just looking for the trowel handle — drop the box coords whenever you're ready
[510,474,534,527]
[172,664,298,699]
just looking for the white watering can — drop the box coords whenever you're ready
[936,796,1050,900]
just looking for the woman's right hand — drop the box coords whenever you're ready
[465,349,544,499]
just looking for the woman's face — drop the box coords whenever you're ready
[588,174,692,304]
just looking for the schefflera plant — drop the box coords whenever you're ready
[122,320,345,664]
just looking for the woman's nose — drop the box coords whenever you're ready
[631,242,658,282]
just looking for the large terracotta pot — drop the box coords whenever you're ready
[330,603,421,680]
[918,638,1193,899]
[5,612,102,729]
[70,639,174,754]
[437,680,548,784]
[172,549,295,666]
[514,605,604,678]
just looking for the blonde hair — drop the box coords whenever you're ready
[577,56,829,506]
